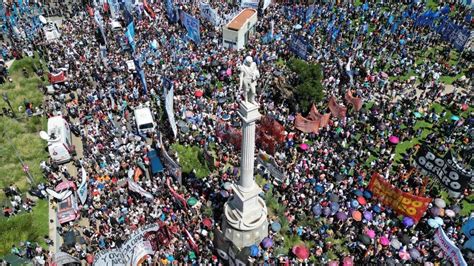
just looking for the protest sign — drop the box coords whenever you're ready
[434,227,468,266]
[180,11,201,44]
[290,35,308,60]
[241,0,259,9]
[414,147,471,192]
[368,173,432,222]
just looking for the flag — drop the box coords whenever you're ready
[143,0,156,19]
[328,96,347,119]
[86,5,94,17]
[344,90,363,111]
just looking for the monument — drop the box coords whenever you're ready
[221,56,268,249]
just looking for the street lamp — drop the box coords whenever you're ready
[2,92,15,118]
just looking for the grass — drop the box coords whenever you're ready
[170,144,210,179]
[0,199,49,256]
[0,55,48,203]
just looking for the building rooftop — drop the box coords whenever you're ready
[227,8,257,31]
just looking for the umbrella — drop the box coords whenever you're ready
[434,198,446,208]
[352,210,362,221]
[194,90,203,97]
[380,236,390,246]
[351,199,360,208]
[220,190,229,198]
[354,189,363,196]
[366,229,376,239]
[363,190,372,199]
[402,217,415,228]
[330,202,340,213]
[363,211,373,221]
[391,239,402,250]
[372,205,381,213]
[202,218,212,229]
[357,196,367,205]
[261,237,273,249]
[414,112,422,118]
[299,143,309,150]
[445,209,455,218]
[250,245,260,257]
[292,244,310,260]
[388,135,400,144]
[451,115,460,121]
[271,222,281,232]
[293,24,303,30]
[399,249,411,261]
[329,193,339,202]
[430,207,441,216]
[381,72,389,79]
[312,205,322,216]
[409,248,421,260]
[222,182,232,190]
[187,197,198,206]
[315,185,324,193]
[263,183,271,191]
[336,211,348,221]
[323,207,331,216]
[359,234,371,245]
[343,256,354,266]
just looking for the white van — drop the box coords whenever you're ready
[134,107,156,135]
[42,116,75,164]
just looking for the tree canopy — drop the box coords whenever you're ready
[287,58,324,113]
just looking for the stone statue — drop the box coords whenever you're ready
[239,56,260,104]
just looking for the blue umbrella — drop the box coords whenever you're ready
[330,202,340,213]
[263,183,271,191]
[312,204,322,216]
[354,189,363,196]
[271,222,281,232]
[451,115,460,121]
[315,185,324,193]
[323,207,331,216]
[351,199,360,208]
[250,245,260,257]
[363,190,372,199]
[372,205,381,213]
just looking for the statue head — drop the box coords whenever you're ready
[244,56,253,67]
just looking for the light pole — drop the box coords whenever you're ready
[2,92,15,118]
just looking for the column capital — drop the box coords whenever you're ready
[238,101,261,124]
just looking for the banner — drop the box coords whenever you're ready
[53,252,80,265]
[434,228,468,266]
[307,104,330,128]
[128,180,154,199]
[180,11,201,44]
[305,5,315,23]
[414,147,471,192]
[165,0,178,23]
[241,0,259,9]
[131,241,154,266]
[344,90,363,111]
[77,166,88,205]
[294,113,320,133]
[143,0,156,19]
[125,22,136,51]
[328,96,347,119]
[290,35,308,60]
[166,178,187,209]
[263,0,272,10]
[94,223,159,266]
[159,134,182,184]
[200,2,220,26]
[451,27,471,51]
[48,71,66,84]
[108,0,119,19]
[164,85,178,138]
[368,173,432,222]
[256,150,286,182]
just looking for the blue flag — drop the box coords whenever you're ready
[180,11,201,44]
[126,22,136,51]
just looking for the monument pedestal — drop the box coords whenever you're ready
[221,101,268,249]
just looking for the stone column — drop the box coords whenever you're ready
[239,114,257,190]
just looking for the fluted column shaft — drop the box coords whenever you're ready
[239,120,256,188]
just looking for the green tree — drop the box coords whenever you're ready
[287,58,324,112]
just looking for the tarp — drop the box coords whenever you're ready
[434,227,467,266]
[147,149,164,175]
[368,173,432,223]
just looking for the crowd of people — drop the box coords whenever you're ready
[1,0,473,265]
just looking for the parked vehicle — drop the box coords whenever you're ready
[134,107,156,135]
[39,116,75,164]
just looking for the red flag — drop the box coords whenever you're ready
[345,90,363,111]
[328,96,347,119]
[166,178,187,209]
[184,228,200,255]
[294,113,320,133]
[103,3,109,13]
[143,0,156,19]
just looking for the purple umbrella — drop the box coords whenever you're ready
[336,211,348,221]
[402,217,415,228]
[430,207,441,216]
[261,237,273,249]
[363,211,373,221]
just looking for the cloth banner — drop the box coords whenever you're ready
[368,173,432,222]
[294,113,320,133]
[126,22,136,51]
[48,71,66,84]
[241,0,259,9]
[180,11,201,44]
[159,134,182,184]
[108,0,119,19]
[131,241,154,266]
[307,104,330,128]
[94,223,159,266]
[344,90,363,111]
[256,150,286,182]
[305,5,315,23]
[165,85,178,138]
[166,178,187,209]
[165,0,178,23]
[434,227,468,266]
[263,0,272,10]
[256,116,285,154]
[200,2,220,26]
[414,147,472,192]
[77,166,88,205]
[53,252,80,266]
[128,180,154,199]
[290,35,308,60]
[328,96,347,119]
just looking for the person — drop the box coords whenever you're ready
[10,245,21,257]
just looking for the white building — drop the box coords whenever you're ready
[222,8,258,50]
